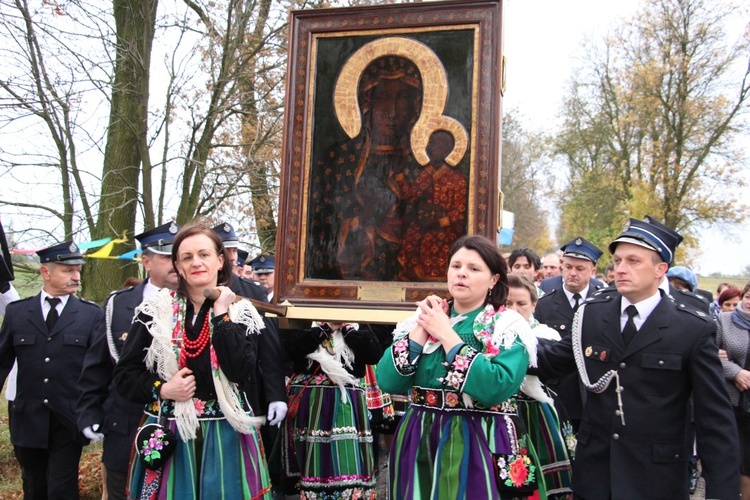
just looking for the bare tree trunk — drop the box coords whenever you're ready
[84,0,157,302]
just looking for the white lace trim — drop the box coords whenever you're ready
[137,288,266,440]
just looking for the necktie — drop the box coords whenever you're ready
[46,297,61,332]
[572,293,582,312]
[622,305,638,345]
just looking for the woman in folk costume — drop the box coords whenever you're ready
[279,320,387,499]
[377,234,543,499]
[114,225,271,500]
[506,273,574,498]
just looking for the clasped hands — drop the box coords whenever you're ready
[411,295,462,352]
[160,367,196,402]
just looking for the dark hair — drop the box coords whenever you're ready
[448,235,508,309]
[171,224,232,298]
[718,287,742,306]
[507,273,538,305]
[605,263,615,273]
[508,248,541,271]
[742,281,750,299]
[717,282,733,294]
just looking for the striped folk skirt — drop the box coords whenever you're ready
[281,375,377,499]
[516,395,573,497]
[127,416,272,500]
[390,389,545,500]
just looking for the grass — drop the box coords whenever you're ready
[697,275,749,296]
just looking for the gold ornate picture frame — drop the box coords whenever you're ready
[276,0,503,319]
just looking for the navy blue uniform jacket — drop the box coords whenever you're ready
[0,293,104,448]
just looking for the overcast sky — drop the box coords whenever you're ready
[501,0,750,276]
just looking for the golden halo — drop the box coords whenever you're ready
[333,36,468,167]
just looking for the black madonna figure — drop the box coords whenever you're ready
[307,54,424,281]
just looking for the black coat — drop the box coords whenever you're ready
[539,275,604,295]
[229,275,286,416]
[533,291,738,499]
[0,293,105,448]
[282,324,387,378]
[534,283,598,421]
[76,281,151,472]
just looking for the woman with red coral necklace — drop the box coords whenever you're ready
[377,235,545,499]
[114,225,272,499]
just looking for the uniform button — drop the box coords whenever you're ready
[612,433,620,440]
[560,325,566,330]
[113,422,117,427]
[20,339,24,343]
[619,362,627,369]
[674,454,680,459]
[615,410,622,416]
[43,378,49,383]
[44,357,50,363]
[43,399,49,404]
[658,360,665,366]
[47,337,52,342]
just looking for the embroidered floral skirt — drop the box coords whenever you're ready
[516,394,573,497]
[127,416,272,500]
[281,376,377,499]
[389,393,545,500]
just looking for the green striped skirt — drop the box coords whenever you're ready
[281,375,377,499]
[127,416,272,500]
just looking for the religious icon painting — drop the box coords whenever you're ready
[277,0,504,317]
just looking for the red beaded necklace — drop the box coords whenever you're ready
[182,312,210,359]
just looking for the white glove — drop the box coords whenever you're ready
[83,424,105,442]
[267,401,288,426]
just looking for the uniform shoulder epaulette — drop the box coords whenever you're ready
[674,301,711,322]
[537,288,560,302]
[238,276,265,289]
[7,295,35,307]
[79,297,103,307]
[104,285,136,302]
[675,288,708,303]
[593,285,617,296]
[583,292,616,306]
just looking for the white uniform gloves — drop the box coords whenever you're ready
[267,401,288,426]
[83,424,105,442]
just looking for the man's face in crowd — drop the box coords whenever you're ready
[41,263,81,297]
[542,254,562,279]
[612,242,667,303]
[561,256,595,294]
[256,271,274,291]
[142,252,179,290]
[511,256,536,280]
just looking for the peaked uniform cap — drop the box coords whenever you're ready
[561,236,603,263]
[608,217,681,264]
[249,254,274,274]
[211,222,240,248]
[37,241,85,265]
[135,221,180,255]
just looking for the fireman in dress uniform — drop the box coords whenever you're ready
[532,217,738,499]
[76,221,180,499]
[0,241,105,500]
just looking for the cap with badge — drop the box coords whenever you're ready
[212,222,239,248]
[37,241,85,265]
[561,236,603,263]
[236,249,248,267]
[250,254,275,274]
[608,216,681,264]
[135,221,180,255]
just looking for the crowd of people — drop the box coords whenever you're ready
[0,214,747,499]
